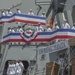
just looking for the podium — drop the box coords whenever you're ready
[71,57,75,75]
[46,61,59,75]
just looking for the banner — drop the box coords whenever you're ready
[1,29,75,44]
[0,13,46,25]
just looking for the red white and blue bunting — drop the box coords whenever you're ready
[1,29,75,44]
[0,13,46,25]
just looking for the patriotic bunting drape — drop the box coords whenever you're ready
[1,29,75,44]
[0,13,46,25]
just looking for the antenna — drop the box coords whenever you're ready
[36,5,42,15]
[10,3,22,10]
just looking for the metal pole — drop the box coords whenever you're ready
[67,43,70,75]
[34,43,38,75]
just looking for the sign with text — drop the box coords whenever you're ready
[38,40,69,55]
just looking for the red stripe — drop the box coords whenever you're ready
[7,19,15,23]
[0,19,46,25]
[15,19,46,26]
[0,22,3,24]
[20,32,39,43]
[2,35,75,43]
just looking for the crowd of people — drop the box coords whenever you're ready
[7,60,24,75]
[1,8,46,17]
[2,8,75,33]
[7,19,75,34]
[2,8,75,46]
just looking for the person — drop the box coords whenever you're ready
[1,11,6,16]
[16,9,22,25]
[56,54,65,75]
[8,27,12,33]
[18,60,24,75]
[6,10,13,16]
[16,26,24,45]
[41,12,46,17]
[11,28,15,33]
[28,9,34,15]
[17,26,24,33]
[53,22,60,42]
[35,23,44,32]
[17,9,21,14]
[72,23,75,30]
[46,26,52,32]
[53,22,59,31]
[26,26,33,34]
[15,61,22,75]
[7,61,16,75]
[61,20,70,29]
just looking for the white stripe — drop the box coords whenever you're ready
[2,31,75,42]
[36,32,75,39]
[15,16,46,23]
[1,16,14,21]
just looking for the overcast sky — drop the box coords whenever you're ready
[0,0,51,16]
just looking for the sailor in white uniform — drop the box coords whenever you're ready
[41,12,46,17]
[35,23,44,32]
[56,54,64,75]
[17,9,21,14]
[53,22,59,31]
[72,23,75,30]
[11,28,15,33]
[18,60,24,75]
[17,26,24,33]
[6,10,13,16]
[16,9,22,25]
[46,26,52,32]
[15,61,22,75]
[53,22,60,42]
[1,11,6,16]
[8,27,12,33]
[16,26,24,45]
[7,61,16,75]
[61,20,70,29]
[28,9,34,15]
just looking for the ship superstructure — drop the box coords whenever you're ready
[0,0,75,75]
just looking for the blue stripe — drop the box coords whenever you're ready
[39,29,75,35]
[15,13,46,20]
[1,14,15,19]
[3,33,20,38]
[0,13,46,20]
[3,29,75,39]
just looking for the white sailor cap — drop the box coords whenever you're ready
[42,12,45,14]
[30,9,32,11]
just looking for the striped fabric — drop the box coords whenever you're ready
[0,13,46,25]
[1,29,75,44]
